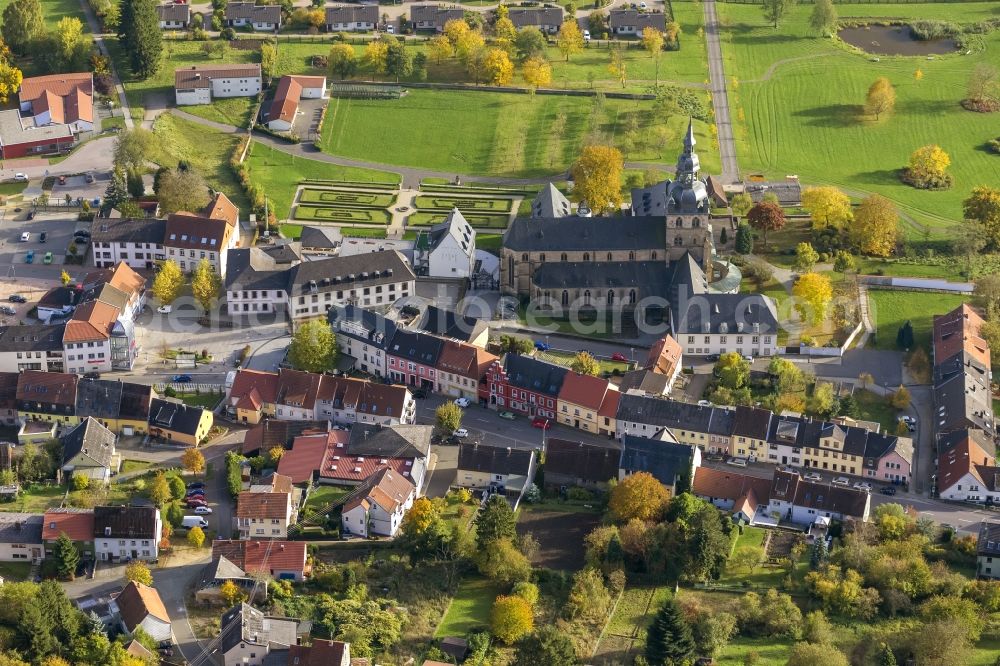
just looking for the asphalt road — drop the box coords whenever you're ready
[703,0,739,182]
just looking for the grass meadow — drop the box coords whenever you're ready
[869,289,969,351]
[714,0,1000,237]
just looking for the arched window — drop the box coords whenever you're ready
[561,253,568,262]
[507,256,514,287]
[651,251,657,260]
[607,252,613,261]
[607,290,615,305]
[540,253,545,262]
[583,253,590,262]
[675,237,684,246]
[629,289,637,304]
[522,253,528,261]
[693,217,701,227]
[676,217,684,227]
[584,290,591,305]
[561,290,569,306]
[629,251,635,261]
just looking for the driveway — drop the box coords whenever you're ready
[424,445,457,498]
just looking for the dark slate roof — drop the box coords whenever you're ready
[674,293,779,335]
[410,4,465,24]
[225,1,282,22]
[503,354,567,398]
[387,329,443,366]
[288,251,413,297]
[94,505,158,539]
[977,522,1000,557]
[770,469,868,519]
[509,6,564,27]
[609,8,666,31]
[37,287,78,309]
[734,405,772,441]
[224,247,294,292]
[327,304,397,350]
[75,378,124,420]
[0,324,65,352]
[503,216,665,252]
[90,218,166,245]
[412,306,487,344]
[531,183,572,218]
[939,427,995,459]
[544,438,622,484]
[347,424,431,459]
[61,417,116,469]
[299,225,341,250]
[616,394,730,435]
[119,382,155,422]
[934,369,994,434]
[0,513,43,545]
[148,398,206,436]
[458,442,533,476]
[325,4,377,23]
[157,3,190,22]
[532,261,672,291]
[619,435,694,488]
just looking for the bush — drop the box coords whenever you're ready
[909,20,960,40]
[567,487,593,501]
[71,475,89,491]
[989,137,1000,154]
[164,386,177,397]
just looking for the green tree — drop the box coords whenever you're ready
[731,192,753,217]
[287,319,337,372]
[104,166,130,210]
[152,259,184,306]
[747,201,786,250]
[476,538,531,584]
[328,43,357,79]
[191,258,222,311]
[1,0,43,54]
[52,533,80,580]
[168,474,186,500]
[385,38,413,82]
[570,351,600,376]
[119,0,162,79]
[165,500,185,527]
[565,567,612,621]
[148,472,172,506]
[513,626,577,666]
[878,643,897,666]
[646,598,695,666]
[124,560,153,586]
[52,17,90,71]
[716,352,750,389]
[896,320,914,349]
[260,41,277,80]
[515,26,547,62]
[832,250,856,273]
[786,643,848,666]
[156,167,210,215]
[491,595,534,644]
[474,493,517,545]
[735,223,754,253]
[808,382,837,418]
[809,0,837,35]
[187,525,205,548]
[793,242,819,272]
[762,0,796,28]
[435,402,463,433]
[963,186,1000,250]
[802,610,833,644]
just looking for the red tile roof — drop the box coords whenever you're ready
[692,467,772,504]
[116,581,169,632]
[64,300,120,343]
[269,75,303,125]
[558,372,614,411]
[17,370,78,407]
[204,192,239,227]
[229,369,279,408]
[19,73,94,125]
[42,509,94,541]
[275,433,334,484]
[938,433,995,493]
[647,334,682,376]
[276,368,323,409]
[106,262,146,298]
[235,492,289,520]
[933,304,990,368]
[598,389,620,419]
[212,539,308,577]
[344,467,414,513]
[287,639,348,666]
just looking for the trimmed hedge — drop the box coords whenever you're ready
[292,206,391,224]
[298,188,396,207]
[408,211,510,229]
[300,178,399,189]
[413,195,513,213]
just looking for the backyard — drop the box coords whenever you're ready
[717,1,1000,236]
[434,576,500,638]
[535,349,633,375]
[868,289,969,351]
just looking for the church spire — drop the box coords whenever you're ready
[683,117,696,152]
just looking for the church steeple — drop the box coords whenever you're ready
[665,119,708,213]
[683,117,696,153]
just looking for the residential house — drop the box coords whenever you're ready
[212,538,309,581]
[60,417,119,483]
[616,394,734,454]
[412,209,476,278]
[618,334,683,397]
[608,9,666,34]
[226,369,280,424]
[387,329,443,390]
[327,304,397,377]
[236,491,294,539]
[148,398,212,445]
[198,554,254,604]
[274,369,324,421]
[220,603,299,666]
[937,429,999,503]
[36,286,79,323]
[174,64,263,106]
[619,431,700,495]
[457,442,537,506]
[768,468,871,525]
[225,244,301,317]
[342,467,416,537]
[732,405,774,462]
[407,305,490,348]
[287,640,351,666]
[90,218,167,270]
[671,280,780,358]
[976,521,1000,579]
[94,505,162,562]
[543,438,622,490]
[315,374,415,426]
[531,183,571,218]
[436,340,496,400]
[484,354,567,420]
[933,304,995,437]
[0,324,65,372]
[163,212,238,276]
[17,420,56,444]
[0,109,74,159]
[76,378,155,436]
[325,4,377,31]
[18,73,94,133]
[62,301,122,374]
[266,75,328,132]
[16,369,79,424]
[84,261,151,322]
[0,513,43,562]
[410,4,464,31]
[114,581,171,643]
[347,423,431,490]
[157,2,190,28]
[42,508,95,561]
[224,2,282,31]
[508,6,564,32]
[557,372,619,436]
[0,372,15,426]
[241,419,331,456]
[692,466,772,524]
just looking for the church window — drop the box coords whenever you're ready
[629,290,636,304]
[607,290,614,305]
[584,290,591,305]
[540,254,545,262]
[561,253,567,261]
[629,251,635,261]
[692,218,701,227]
[651,251,657,260]
[561,290,569,306]
[583,253,590,261]
[522,253,528,261]
[675,217,683,227]
[607,252,612,261]
[674,237,683,246]
[507,257,514,287]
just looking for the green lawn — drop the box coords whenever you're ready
[244,142,399,220]
[413,195,513,213]
[178,392,224,409]
[292,207,391,224]
[718,2,1000,236]
[321,88,718,178]
[435,577,500,638]
[120,460,152,475]
[855,389,900,433]
[150,113,250,213]
[181,98,256,128]
[536,349,631,374]
[304,485,350,514]
[0,484,65,513]
[0,182,28,197]
[0,0,86,29]
[407,211,510,229]
[299,189,396,207]
[0,562,32,582]
[868,289,969,351]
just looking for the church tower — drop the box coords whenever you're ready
[664,120,714,269]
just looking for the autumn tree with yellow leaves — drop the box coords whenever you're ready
[570,145,624,214]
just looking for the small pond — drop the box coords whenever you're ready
[838,24,958,56]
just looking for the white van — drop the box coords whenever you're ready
[182,516,209,529]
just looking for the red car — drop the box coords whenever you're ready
[531,417,552,430]
[186,498,207,508]
[611,352,628,362]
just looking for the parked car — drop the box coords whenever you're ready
[705,453,724,462]
[13,173,26,182]
[43,252,52,264]
[742,354,754,363]
[73,235,88,245]
[534,340,550,351]
[185,488,205,497]
[831,476,850,486]
[453,428,469,438]
[182,516,208,529]
[74,230,90,238]
[193,506,213,515]
[7,295,25,303]
[498,411,515,420]
[84,173,94,184]
[530,416,551,430]
[186,499,207,509]
[83,371,101,380]
[172,374,192,383]
[25,250,33,264]
[39,232,46,243]
[611,352,628,362]
[412,388,427,399]
[726,457,748,468]
[879,485,897,496]
[583,29,591,41]
[57,176,66,185]
[0,306,15,316]
[157,305,172,314]
[697,400,712,407]
[454,397,471,408]
[853,482,872,492]
[803,472,822,482]
[19,232,29,242]
[186,482,205,490]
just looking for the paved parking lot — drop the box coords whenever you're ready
[50,172,110,206]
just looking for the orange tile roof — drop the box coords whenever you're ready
[116,581,170,631]
[647,334,682,376]
[276,368,323,409]
[42,509,95,541]
[16,370,78,407]
[269,75,303,125]
[212,539,308,576]
[235,491,289,520]
[229,369,279,408]
[938,433,995,493]
[693,466,772,504]
[64,300,120,343]
[19,73,94,125]
[107,262,146,297]
[345,467,414,513]
[287,639,348,666]
[276,431,339,483]
[933,304,990,368]
[558,372,613,411]
[204,192,239,227]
